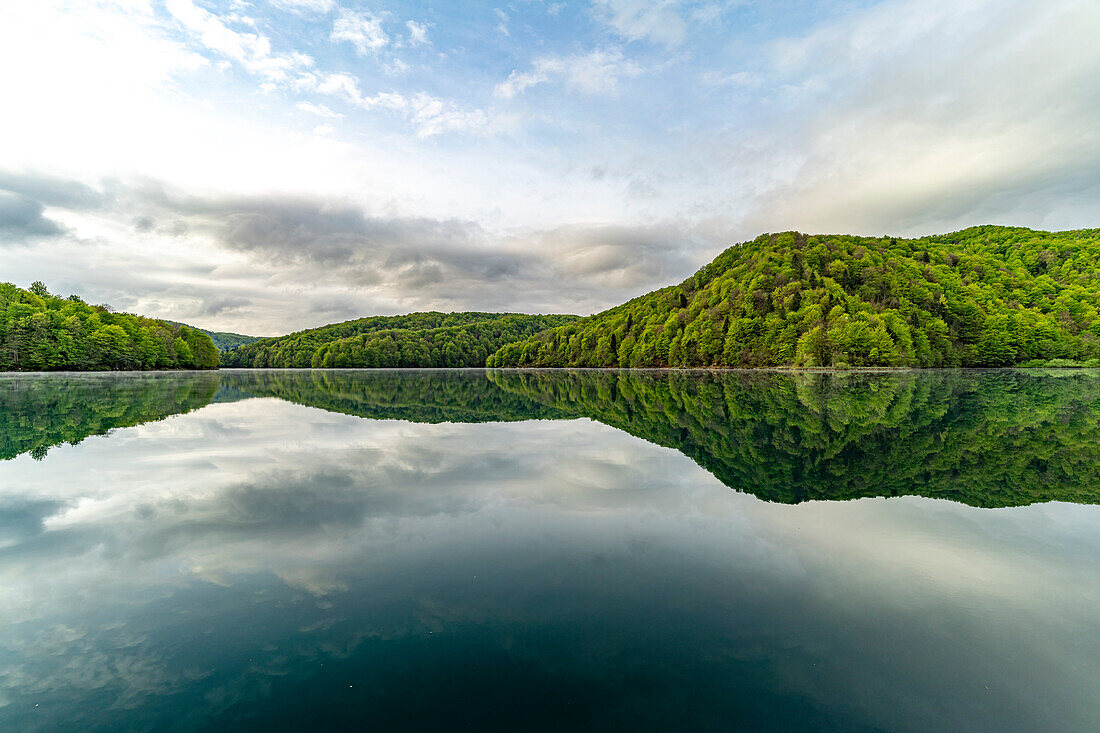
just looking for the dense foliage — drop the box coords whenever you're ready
[1,282,219,371]
[0,372,218,460]
[489,368,1100,507]
[489,226,1100,368]
[221,312,577,368]
[167,322,257,351]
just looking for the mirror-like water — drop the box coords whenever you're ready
[1,369,1099,730]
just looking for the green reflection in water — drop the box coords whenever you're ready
[0,372,220,461]
[489,368,1100,508]
[4,368,1099,508]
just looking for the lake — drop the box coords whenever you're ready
[1,368,1099,731]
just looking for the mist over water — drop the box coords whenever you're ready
[1,369,1098,730]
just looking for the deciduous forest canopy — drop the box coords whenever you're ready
[0,282,219,371]
[488,226,1100,368]
[220,312,578,368]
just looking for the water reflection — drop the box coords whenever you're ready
[1,370,1099,730]
[5,368,1100,507]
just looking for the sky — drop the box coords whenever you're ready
[0,0,1097,335]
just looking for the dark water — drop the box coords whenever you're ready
[1,369,1099,731]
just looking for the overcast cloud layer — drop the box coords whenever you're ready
[0,0,1097,334]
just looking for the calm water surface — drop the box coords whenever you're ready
[1,368,1099,731]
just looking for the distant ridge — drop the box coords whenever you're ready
[221,312,578,368]
[167,322,257,352]
[488,226,1100,368]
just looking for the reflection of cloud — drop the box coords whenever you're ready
[0,498,69,548]
[1,390,1099,730]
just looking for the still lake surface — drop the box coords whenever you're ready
[1,368,1099,731]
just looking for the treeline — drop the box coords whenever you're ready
[1,282,219,371]
[488,368,1100,508]
[488,226,1100,368]
[222,312,577,368]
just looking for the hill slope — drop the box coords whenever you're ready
[488,226,1100,368]
[168,322,258,351]
[1,282,219,371]
[221,312,578,368]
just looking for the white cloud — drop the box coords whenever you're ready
[166,0,313,82]
[331,8,389,55]
[301,72,488,137]
[495,48,641,98]
[296,101,343,118]
[736,0,1100,235]
[592,0,687,48]
[269,0,335,13]
[405,20,429,46]
[384,58,410,75]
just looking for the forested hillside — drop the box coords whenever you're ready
[204,330,257,351]
[0,282,219,371]
[222,312,577,368]
[488,226,1100,368]
[168,322,257,351]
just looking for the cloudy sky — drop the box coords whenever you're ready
[0,0,1097,335]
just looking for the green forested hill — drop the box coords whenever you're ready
[204,331,257,351]
[0,282,219,371]
[488,226,1100,368]
[167,322,257,351]
[221,312,578,368]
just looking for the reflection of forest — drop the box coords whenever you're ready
[6,369,1100,508]
[489,369,1100,507]
[229,369,569,423]
[0,373,220,460]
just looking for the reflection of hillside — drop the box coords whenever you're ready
[0,373,220,460]
[488,369,1100,508]
[7,368,1099,508]
[219,370,571,423]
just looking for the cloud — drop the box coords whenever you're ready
[166,0,313,82]
[48,178,710,322]
[0,170,109,210]
[198,295,251,317]
[269,0,335,14]
[494,8,510,36]
[331,8,389,55]
[405,20,429,46]
[296,102,342,118]
[524,221,702,291]
[305,73,488,136]
[170,191,701,297]
[592,0,687,48]
[495,48,641,98]
[733,0,1100,235]
[0,192,65,239]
